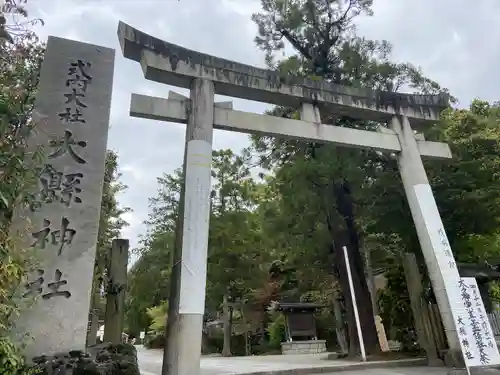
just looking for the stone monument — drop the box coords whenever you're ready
[10,36,115,360]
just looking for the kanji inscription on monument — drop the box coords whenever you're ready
[10,36,115,359]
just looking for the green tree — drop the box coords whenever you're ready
[364,100,500,264]
[125,230,175,336]
[0,1,45,373]
[147,301,169,334]
[207,149,269,355]
[126,151,275,353]
[207,150,261,308]
[251,0,450,355]
[125,170,182,336]
[87,150,130,344]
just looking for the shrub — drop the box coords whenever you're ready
[144,333,166,349]
[315,308,340,351]
[146,301,168,336]
[267,313,286,350]
[378,263,418,351]
[203,334,223,354]
[0,338,34,375]
[0,4,45,374]
[28,343,139,375]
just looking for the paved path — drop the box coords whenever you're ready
[136,346,445,375]
[321,369,449,375]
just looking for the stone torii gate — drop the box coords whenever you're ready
[118,21,461,375]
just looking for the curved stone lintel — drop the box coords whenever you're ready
[118,21,449,126]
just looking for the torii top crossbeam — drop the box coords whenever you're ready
[117,21,449,128]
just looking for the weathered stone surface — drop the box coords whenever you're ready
[31,343,139,375]
[103,239,129,344]
[118,21,448,126]
[10,36,115,360]
[129,94,453,160]
[281,340,327,355]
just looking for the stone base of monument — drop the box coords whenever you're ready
[29,343,139,375]
[281,340,327,355]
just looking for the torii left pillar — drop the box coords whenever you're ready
[163,78,214,375]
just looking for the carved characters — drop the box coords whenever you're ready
[22,59,95,303]
[67,60,92,90]
[63,88,87,109]
[59,107,85,123]
[48,130,87,164]
[37,164,83,207]
[58,59,92,124]
[438,228,456,269]
[31,217,76,256]
[23,269,71,300]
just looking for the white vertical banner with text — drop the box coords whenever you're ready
[179,139,212,314]
[414,183,500,367]
[457,278,500,367]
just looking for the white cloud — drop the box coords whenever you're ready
[356,0,500,106]
[25,0,500,252]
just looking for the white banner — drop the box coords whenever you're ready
[457,278,500,367]
[178,139,212,314]
[414,184,500,367]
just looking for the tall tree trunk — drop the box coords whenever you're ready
[327,219,379,355]
[222,294,232,357]
[333,180,379,355]
[330,238,359,357]
[365,252,378,316]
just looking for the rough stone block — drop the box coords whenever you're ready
[281,340,327,355]
[10,36,115,360]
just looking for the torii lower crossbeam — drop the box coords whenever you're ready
[130,92,452,160]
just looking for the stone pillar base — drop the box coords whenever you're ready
[442,349,465,368]
[281,340,327,355]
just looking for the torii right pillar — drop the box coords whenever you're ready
[391,114,461,364]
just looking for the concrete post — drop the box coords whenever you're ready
[103,239,129,344]
[390,115,461,357]
[163,78,214,375]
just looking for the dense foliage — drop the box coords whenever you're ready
[87,150,130,342]
[0,2,46,373]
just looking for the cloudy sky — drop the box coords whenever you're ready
[26,0,500,258]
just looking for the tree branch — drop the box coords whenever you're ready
[279,28,313,60]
